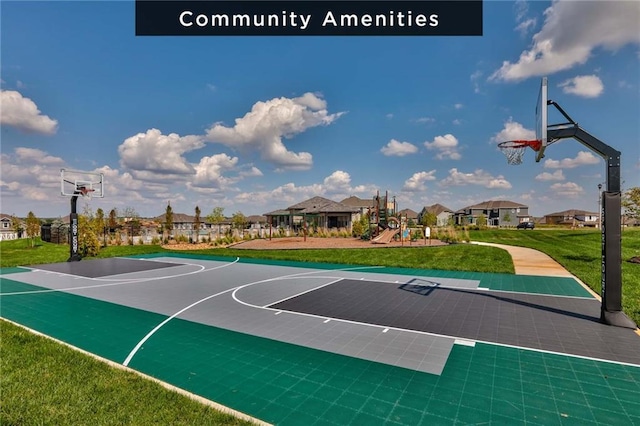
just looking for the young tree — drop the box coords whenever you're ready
[232,211,247,234]
[207,206,225,236]
[476,214,487,228]
[11,215,23,239]
[503,212,512,226]
[94,208,107,247]
[193,205,201,243]
[108,208,119,238]
[25,211,40,247]
[421,212,437,227]
[164,202,174,241]
[622,187,640,222]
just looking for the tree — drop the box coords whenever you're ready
[232,211,247,234]
[78,214,101,257]
[421,212,437,227]
[476,214,487,228]
[108,208,119,237]
[193,206,201,243]
[94,208,107,247]
[503,212,512,225]
[164,202,174,241]
[622,187,640,222]
[207,207,225,236]
[25,211,40,247]
[11,215,23,238]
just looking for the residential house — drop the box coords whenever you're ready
[397,208,419,224]
[544,210,599,227]
[340,195,374,219]
[265,196,359,231]
[417,204,455,227]
[0,214,23,240]
[454,200,530,227]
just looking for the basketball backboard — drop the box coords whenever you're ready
[61,168,104,198]
[535,76,548,162]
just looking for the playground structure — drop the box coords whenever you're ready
[369,191,426,245]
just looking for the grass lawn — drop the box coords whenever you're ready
[469,227,640,326]
[0,320,255,426]
[1,230,638,424]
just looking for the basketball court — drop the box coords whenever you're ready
[2,253,639,425]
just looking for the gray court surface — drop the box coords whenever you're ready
[11,256,485,375]
[270,278,640,365]
[28,257,182,278]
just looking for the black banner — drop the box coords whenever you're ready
[136,1,483,36]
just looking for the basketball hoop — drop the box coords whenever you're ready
[78,186,95,199]
[497,140,542,165]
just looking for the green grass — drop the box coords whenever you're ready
[0,237,514,273]
[469,227,640,326]
[0,320,255,426]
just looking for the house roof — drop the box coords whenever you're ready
[545,209,598,217]
[154,213,196,223]
[287,196,358,214]
[398,208,419,219]
[456,200,528,213]
[246,215,267,223]
[340,196,374,208]
[422,203,454,216]
[264,209,291,216]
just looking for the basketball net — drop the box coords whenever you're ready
[497,140,542,165]
[78,186,95,199]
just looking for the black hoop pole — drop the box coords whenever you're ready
[68,191,82,262]
[547,105,635,329]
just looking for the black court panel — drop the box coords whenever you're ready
[28,258,182,278]
[270,279,640,365]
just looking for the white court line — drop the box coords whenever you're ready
[122,265,385,367]
[260,277,344,308]
[0,258,239,296]
[230,274,640,369]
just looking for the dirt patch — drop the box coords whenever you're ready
[161,237,447,251]
[226,237,446,250]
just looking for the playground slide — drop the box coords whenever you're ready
[371,228,400,244]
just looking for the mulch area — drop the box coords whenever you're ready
[230,237,447,250]
[161,237,447,251]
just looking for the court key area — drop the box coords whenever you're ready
[1,253,639,425]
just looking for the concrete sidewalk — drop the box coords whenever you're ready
[471,241,602,300]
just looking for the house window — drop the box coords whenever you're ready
[2,222,8,228]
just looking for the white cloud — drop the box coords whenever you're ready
[380,139,419,157]
[239,166,263,178]
[118,128,205,175]
[558,75,604,98]
[424,134,461,160]
[441,168,512,189]
[544,151,601,169]
[535,170,565,181]
[515,18,537,37]
[470,70,483,94]
[490,1,640,81]
[15,147,64,165]
[452,119,462,126]
[415,117,436,124]
[206,83,216,92]
[550,181,584,198]
[205,92,344,170]
[403,170,437,192]
[454,103,463,110]
[0,90,58,134]
[191,154,238,189]
[492,118,536,143]
[386,113,394,119]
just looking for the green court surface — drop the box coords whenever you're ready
[1,257,638,425]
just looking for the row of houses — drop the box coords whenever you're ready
[2,196,634,242]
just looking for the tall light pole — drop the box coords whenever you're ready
[598,183,602,229]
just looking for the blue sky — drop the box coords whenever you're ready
[1,0,639,219]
